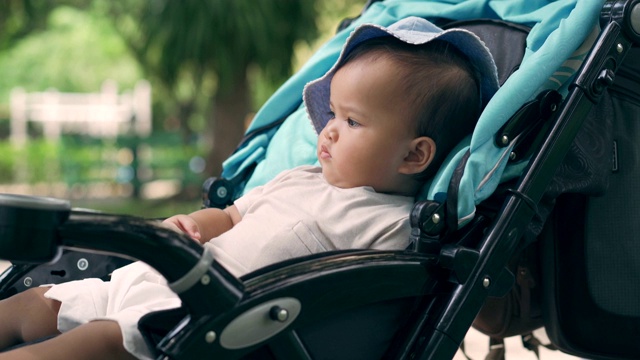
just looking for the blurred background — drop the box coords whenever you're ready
[0,0,365,217]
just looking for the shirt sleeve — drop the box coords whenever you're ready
[233,185,262,217]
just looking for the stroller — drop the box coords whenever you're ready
[1,0,639,359]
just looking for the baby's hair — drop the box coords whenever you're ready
[339,35,482,179]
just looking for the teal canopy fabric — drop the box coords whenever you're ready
[221,0,605,227]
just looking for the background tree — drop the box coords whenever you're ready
[105,0,320,175]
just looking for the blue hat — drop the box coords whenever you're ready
[303,16,500,134]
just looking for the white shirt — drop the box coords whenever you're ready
[205,165,414,277]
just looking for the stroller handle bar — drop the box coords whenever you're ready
[0,193,244,317]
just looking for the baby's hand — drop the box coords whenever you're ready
[162,214,202,241]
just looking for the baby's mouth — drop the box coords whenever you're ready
[319,144,331,159]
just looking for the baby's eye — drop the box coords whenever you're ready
[347,118,361,128]
[328,111,336,119]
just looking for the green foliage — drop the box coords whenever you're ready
[118,133,206,185]
[8,140,61,183]
[26,140,60,182]
[0,142,16,183]
[0,0,59,51]
[59,135,118,185]
[0,5,142,106]
[0,135,205,190]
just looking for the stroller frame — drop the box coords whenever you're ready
[1,1,640,359]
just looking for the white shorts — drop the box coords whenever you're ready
[44,261,181,360]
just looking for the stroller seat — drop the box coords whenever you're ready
[2,0,640,359]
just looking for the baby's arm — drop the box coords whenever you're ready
[163,205,242,244]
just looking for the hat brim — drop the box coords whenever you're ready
[303,16,499,134]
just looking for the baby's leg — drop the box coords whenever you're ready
[0,320,136,360]
[0,287,60,349]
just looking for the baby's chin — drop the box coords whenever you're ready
[320,170,351,188]
[320,170,374,190]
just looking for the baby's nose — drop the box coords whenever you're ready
[324,120,338,140]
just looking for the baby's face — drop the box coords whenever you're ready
[317,55,416,193]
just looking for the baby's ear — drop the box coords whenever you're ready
[398,136,436,175]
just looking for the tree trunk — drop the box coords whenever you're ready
[207,72,252,177]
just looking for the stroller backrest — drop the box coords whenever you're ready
[220,0,604,228]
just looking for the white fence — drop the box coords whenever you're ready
[10,80,151,145]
